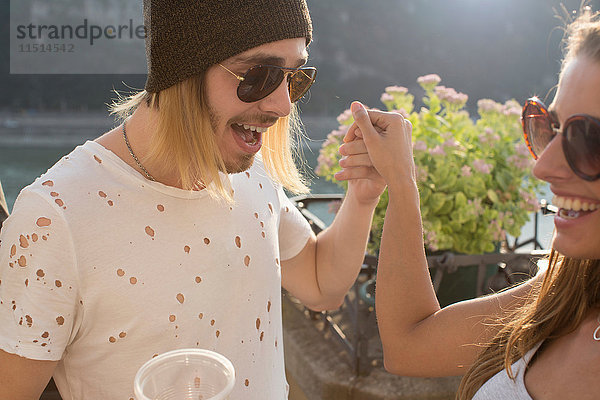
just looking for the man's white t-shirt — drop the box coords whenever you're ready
[0,141,312,399]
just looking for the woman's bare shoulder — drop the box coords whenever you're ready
[525,309,600,399]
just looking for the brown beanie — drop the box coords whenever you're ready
[143,0,313,93]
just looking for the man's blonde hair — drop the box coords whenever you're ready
[110,73,309,202]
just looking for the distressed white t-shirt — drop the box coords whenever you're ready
[0,141,312,399]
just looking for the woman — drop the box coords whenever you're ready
[335,8,600,399]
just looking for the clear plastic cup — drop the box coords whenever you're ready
[134,348,235,400]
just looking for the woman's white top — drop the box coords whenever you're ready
[472,342,543,400]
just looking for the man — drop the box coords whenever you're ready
[0,181,8,230]
[0,1,385,399]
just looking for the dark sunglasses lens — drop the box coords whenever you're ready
[289,68,316,102]
[522,102,554,159]
[564,118,600,180]
[238,66,284,102]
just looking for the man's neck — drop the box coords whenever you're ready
[95,104,192,189]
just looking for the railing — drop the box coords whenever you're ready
[288,194,556,376]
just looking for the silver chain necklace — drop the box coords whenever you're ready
[594,312,600,341]
[122,119,156,182]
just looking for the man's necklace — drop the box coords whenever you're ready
[594,312,600,341]
[122,119,156,182]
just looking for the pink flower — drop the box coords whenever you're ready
[508,154,532,170]
[417,74,442,89]
[413,140,427,151]
[480,128,500,144]
[317,153,335,169]
[434,85,449,98]
[322,138,335,147]
[472,159,492,174]
[380,93,395,103]
[391,108,410,118]
[461,165,472,177]
[434,86,468,105]
[443,138,460,149]
[429,145,445,156]
[489,219,505,241]
[508,144,533,169]
[416,166,429,181]
[477,99,502,113]
[515,143,531,157]
[385,85,408,94]
[502,100,521,116]
[329,125,349,139]
[519,189,540,211]
[452,92,468,105]
[424,230,439,251]
[336,109,353,124]
[467,199,485,217]
[502,106,521,116]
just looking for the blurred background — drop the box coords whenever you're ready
[3,0,598,114]
[1,0,598,247]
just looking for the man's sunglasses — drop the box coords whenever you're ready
[219,63,317,103]
[522,97,600,181]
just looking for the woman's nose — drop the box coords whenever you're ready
[532,131,573,182]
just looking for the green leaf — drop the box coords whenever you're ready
[455,192,467,208]
[419,186,431,203]
[487,189,500,204]
[437,172,457,191]
[471,177,487,196]
[436,200,452,216]
[495,171,510,191]
[448,220,462,231]
[430,193,447,213]
[465,220,477,233]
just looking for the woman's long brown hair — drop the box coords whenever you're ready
[458,7,600,398]
[457,253,600,399]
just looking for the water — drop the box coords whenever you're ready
[0,145,72,211]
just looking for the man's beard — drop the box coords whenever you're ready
[207,105,275,174]
[224,153,255,174]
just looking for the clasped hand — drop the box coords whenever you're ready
[335,101,416,194]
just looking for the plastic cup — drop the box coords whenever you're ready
[134,348,235,400]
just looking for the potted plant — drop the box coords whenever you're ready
[315,75,542,303]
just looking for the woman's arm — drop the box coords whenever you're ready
[349,101,540,376]
[376,182,540,376]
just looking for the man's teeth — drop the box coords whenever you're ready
[552,195,599,212]
[236,123,268,133]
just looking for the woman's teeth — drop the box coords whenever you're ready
[552,195,599,212]
[236,123,268,133]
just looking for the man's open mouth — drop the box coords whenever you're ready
[231,123,268,146]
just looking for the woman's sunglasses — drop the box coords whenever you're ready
[522,97,600,181]
[219,63,317,103]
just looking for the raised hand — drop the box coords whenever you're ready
[333,102,387,205]
[338,101,415,192]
